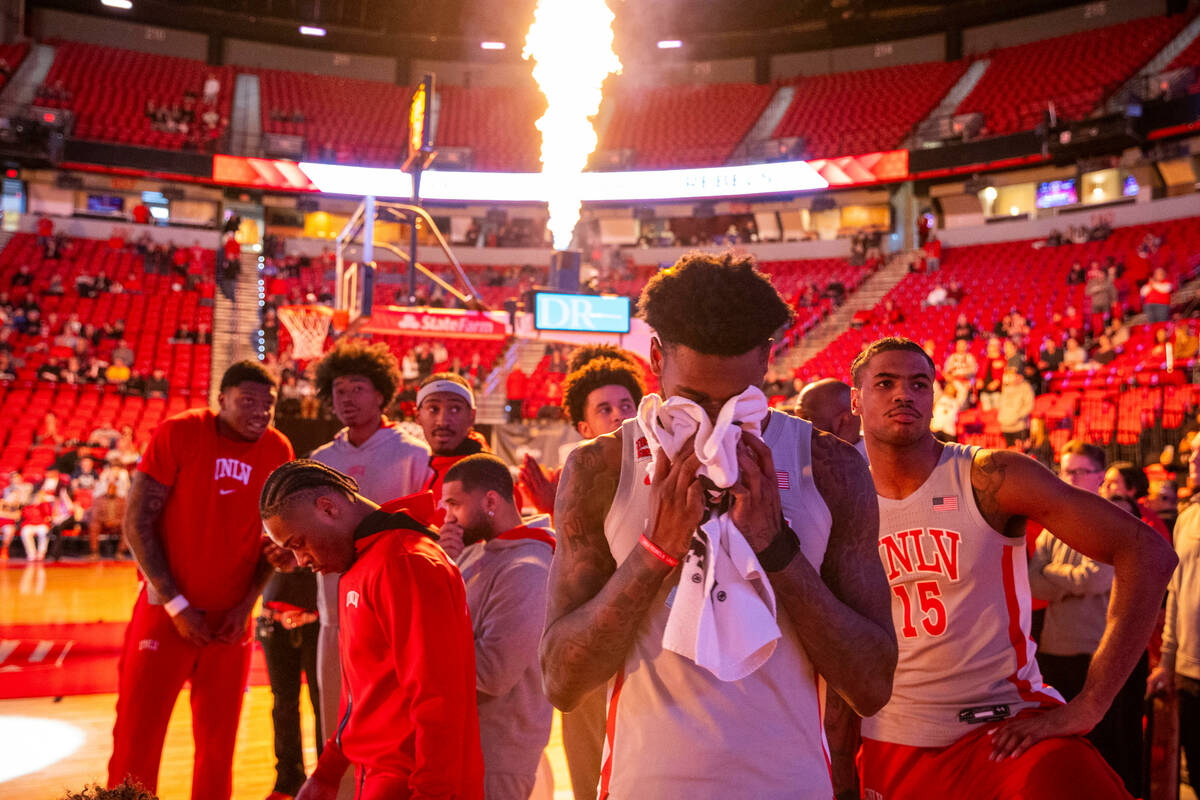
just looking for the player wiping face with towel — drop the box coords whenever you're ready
[539,251,897,800]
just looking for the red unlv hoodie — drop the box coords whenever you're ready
[312,499,483,799]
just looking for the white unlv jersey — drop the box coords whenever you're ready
[862,443,1063,748]
[599,411,833,800]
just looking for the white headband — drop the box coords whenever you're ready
[417,380,475,409]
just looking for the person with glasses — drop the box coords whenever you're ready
[1029,441,1142,796]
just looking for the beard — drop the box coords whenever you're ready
[461,519,494,547]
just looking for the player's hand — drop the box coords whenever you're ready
[170,605,212,647]
[519,454,558,515]
[296,776,338,800]
[438,520,466,560]
[987,700,1102,761]
[1146,665,1174,698]
[214,598,255,644]
[262,537,298,572]
[645,435,704,562]
[730,431,783,552]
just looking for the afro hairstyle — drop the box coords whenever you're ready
[566,343,640,374]
[562,356,646,428]
[638,251,793,356]
[312,338,402,406]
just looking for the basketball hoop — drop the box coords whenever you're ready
[278,305,333,361]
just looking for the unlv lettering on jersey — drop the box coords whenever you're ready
[213,458,253,485]
[878,527,961,582]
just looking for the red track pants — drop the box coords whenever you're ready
[106,588,252,800]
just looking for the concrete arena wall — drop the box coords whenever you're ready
[33,8,209,61]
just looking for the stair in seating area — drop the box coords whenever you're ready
[728,84,796,163]
[1136,11,1200,77]
[2,43,54,106]
[209,250,263,405]
[912,59,990,145]
[475,337,552,425]
[776,251,915,377]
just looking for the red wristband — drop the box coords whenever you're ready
[639,534,680,568]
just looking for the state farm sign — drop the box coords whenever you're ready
[360,307,509,340]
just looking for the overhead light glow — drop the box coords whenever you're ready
[657,39,683,49]
[480,41,507,50]
[299,25,327,37]
[101,0,133,9]
[524,0,622,249]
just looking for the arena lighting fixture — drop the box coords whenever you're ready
[480,41,507,50]
[296,159,829,203]
[101,0,133,9]
[299,25,327,36]
[657,39,683,49]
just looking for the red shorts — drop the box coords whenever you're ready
[859,712,1131,800]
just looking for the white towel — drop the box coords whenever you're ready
[636,387,782,681]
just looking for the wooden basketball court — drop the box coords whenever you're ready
[0,562,573,800]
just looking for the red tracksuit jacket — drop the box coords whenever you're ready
[312,500,484,799]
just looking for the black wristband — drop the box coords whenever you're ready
[754,516,800,572]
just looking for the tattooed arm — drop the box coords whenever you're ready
[540,431,705,710]
[971,449,1177,759]
[124,470,177,600]
[124,471,210,645]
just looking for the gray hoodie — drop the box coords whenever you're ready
[456,514,555,789]
[1164,504,1200,680]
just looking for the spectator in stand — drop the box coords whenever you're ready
[1067,261,1086,286]
[977,338,1006,411]
[0,472,30,560]
[431,340,450,368]
[1003,339,1025,374]
[89,482,128,560]
[923,234,941,272]
[124,371,147,398]
[108,427,141,470]
[36,216,53,250]
[953,313,977,342]
[1092,335,1117,367]
[98,455,131,498]
[1038,337,1065,373]
[441,454,555,800]
[90,424,121,450]
[1175,325,1199,362]
[1062,338,1088,371]
[414,342,434,379]
[38,411,63,445]
[1085,267,1117,334]
[881,299,904,325]
[997,368,1035,447]
[1104,462,1171,540]
[132,203,151,225]
[1024,418,1054,469]
[38,357,64,383]
[946,280,966,305]
[20,485,54,561]
[106,360,131,386]
[12,264,33,287]
[942,338,978,408]
[146,369,169,399]
[1141,268,1174,323]
[203,73,220,105]
[923,282,948,309]
[112,340,134,367]
[1147,480,1179,536]
[930,381,959,443]
[505,366,528,423]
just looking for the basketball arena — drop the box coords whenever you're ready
[0,0,1199,798]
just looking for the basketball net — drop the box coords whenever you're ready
[277,305,334,360]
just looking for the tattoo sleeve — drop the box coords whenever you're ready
[970,449,1023,536]
[123,471,179,601]
[769,430,897,717]
[539,434,674,710]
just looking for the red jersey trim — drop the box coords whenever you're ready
[598,667,627,800]
[1000,547,1063,709]
[495,526,556,552]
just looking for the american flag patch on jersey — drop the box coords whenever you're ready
[777,471,791,490]
[933,495,958,512]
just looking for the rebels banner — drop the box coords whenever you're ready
[358,306,509,340]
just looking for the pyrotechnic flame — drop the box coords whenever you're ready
[523,0,622,250]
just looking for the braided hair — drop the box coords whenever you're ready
[259,459,359,519]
